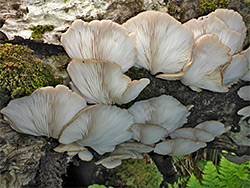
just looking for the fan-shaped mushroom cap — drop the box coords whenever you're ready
[95,142,153,168]
[241,47,250,81]
[130,123,168,145]
[170,128,215,142]
[61,19,136,72]
[128,95,190,133]
[58,104,133,155]
[222,54,248,86]
[195,121,229,137]
[180,34,231,92]
[238,86,250,101]
[213,9,247,36]
[53,142,87,153]
[78,150,94,161]
[1,85,87,138]
[154,138,207,156]
[123,10,194,76]
[184,11,244,55]
[67,59,150,104]
[237,106,250,120]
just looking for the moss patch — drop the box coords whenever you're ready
[197,0,230,16]
[108,155,163,188]
[0,43,59,98]
[29,25,54,39]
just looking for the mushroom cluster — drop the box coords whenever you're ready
[1,8,246,169]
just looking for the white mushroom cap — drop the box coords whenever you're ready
[238,86,250,101]
[67,59,150,104]
[213,9,247,36]
[61,19,136,72]
[241,47,250,81]
[95,142,153,168]
[154,138,207,156]
[58,104,133,155]
[53,142,87,153]
[180,34,231,92]
[123,10,194,76]
[78,150,94,161]
[185,12,244,55]
[170,128,215,142]
[222,54,248,86]
[195,121,230,137]
[130,123,168,145]
[1,85,87,138]
[237,106,250,121]
[62,20,136,72]
[128,95,190,133]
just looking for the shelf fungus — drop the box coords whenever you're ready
[67,59,150,104]
[180,34,231,92]
[0,85,87,138]
[96,142,153,169]
[123,10,194,79]
[61,19,136,72]
[195,121,230,137]
[154,138,207,156]
[128,95,191,133]
[241,47,250,81]
[184,9,246,55]
[58,104,133,155]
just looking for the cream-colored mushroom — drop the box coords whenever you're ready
[67,59,150,104]
[170,128,215,142]
[61,19,136,72]
[128,95,191,133]
[184,10,245,55]
[154,138,207,156]
[238,86,250,101]
[195,121,230,137]
[222,54,248,87]
[123,10,194,77]
[180,34,231,92]
[96,142,153,168]
[0,85,87,138]
[241,47,250,81]
[237,106,250,121]
[130,123,168,145]
[58,104,133,155]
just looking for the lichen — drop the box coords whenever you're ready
[28,25,54,39]
[108,155,163,188]
[0,43,59,98]
[197,0,230,16]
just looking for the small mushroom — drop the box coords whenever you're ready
[180,34,231,92]
[128,95,191,133]
[238,86,250,101]
[130,123,168,145]
[1,85,87,138]
[195,121,230,137]
[222,53,248,87]
[240,47,250,81]
[123,10,194,77]
[96,142,153,168]
[58,104,133,155]
[170,128,215,142]
[67,59,150,104]
[61,19,136,72]
[154,138,207,156]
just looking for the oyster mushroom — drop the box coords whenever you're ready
[237,86,250,101]
[241,47,250,81]
[0,85,87,138]
[195,121,230,137]
[180,34,231,92]
[67,59,150,104]
[154,138,207,156]
[58,104,133,155]
[61,19,136,72]
[128,95,191,133]
[184,9,246,55]
[123,10,194,78]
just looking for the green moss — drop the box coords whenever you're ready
[28,25,54,39]
[0,43,59,98]
[167,0,185,21]
[109,155,163,188]
[197,0,230,16]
